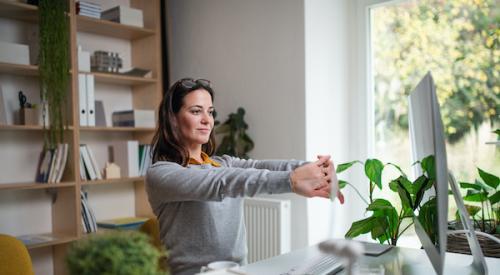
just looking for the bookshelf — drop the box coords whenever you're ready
[0,1,163,274]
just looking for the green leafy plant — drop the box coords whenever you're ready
[456,168,500,234]
[66,231,167,275]
[39,0,70,149]
[339,156,436,245]
[215,107,254,158]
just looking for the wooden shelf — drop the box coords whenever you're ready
[86,71,156,86]
[0,0,38,22]
[0,124,74,131]
[80,126,155,132]
[20,233,77,250]
[76,15,155,40]
[0,62,38,77]
[0,182,75,191]
[81,177,145,186]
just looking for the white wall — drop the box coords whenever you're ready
[167,0,309,249]
[167,0,370,251]
[304,0,358,244]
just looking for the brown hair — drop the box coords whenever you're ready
[151,78,216,166]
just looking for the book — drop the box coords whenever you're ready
[112,140,139,177]
[95,100,106,127]
[119,67,152,78]
[80,145,97,180]
[97,217,149,230]
[85,144,102,180]
[17,234,57,246]
[35,149,53,183]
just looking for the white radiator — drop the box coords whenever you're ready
[243,197,291,263]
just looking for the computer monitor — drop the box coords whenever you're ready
[408,72,488,275]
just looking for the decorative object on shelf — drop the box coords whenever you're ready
[104,162,120,179]
[38,0,70,149]
[91,50,122,73]
[0,86,8,124]
[338,156,435,246]
[112,109,155,128]
[0,41,30,65]
[215,107,254,159]
[77,46,91,72]
[66,231,167,275]
[97,216,149,230]
[447,166,500,257]
[101,5,144,28]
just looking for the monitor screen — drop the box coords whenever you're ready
[408,72,448,275]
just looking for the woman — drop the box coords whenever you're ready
[146,78,343,275]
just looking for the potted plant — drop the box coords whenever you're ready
[447,167,499,257]
[215,107,254,158]
[38,0,70,149]
[66,231,168,275]
[337,156,435,246]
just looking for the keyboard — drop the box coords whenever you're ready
[284,253,343,275]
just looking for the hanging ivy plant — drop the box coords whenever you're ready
[39,0,70,149]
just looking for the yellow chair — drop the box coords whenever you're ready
[139,218,169,272]
[0,234,34,275]
[139,217,162,250]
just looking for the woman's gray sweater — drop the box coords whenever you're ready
[145,155,304,275]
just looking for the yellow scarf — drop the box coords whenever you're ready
[188,152,221,167]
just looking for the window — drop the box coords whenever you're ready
[370,0,499,246]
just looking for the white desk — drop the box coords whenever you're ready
[240,243,500,274]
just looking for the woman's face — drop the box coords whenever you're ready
[175,89,215,148]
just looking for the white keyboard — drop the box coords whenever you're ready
[284,253,343,275]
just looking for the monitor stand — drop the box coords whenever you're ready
[448,172,488,274]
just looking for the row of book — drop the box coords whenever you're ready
[81,191,97,233]
[35,143,69,183]
[79,142,152,181]
[80,144,102,181]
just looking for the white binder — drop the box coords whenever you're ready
[78,74,88,126]
[86,74,95,126]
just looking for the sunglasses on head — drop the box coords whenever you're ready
[179,78,211,89]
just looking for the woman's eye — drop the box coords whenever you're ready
[191,110,200,114]
[208,110,214,116]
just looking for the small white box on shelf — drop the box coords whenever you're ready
[0,41,30,65]
[101,6,143,28]
[78,46,91,72]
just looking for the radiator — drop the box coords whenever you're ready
[243,197,291,263]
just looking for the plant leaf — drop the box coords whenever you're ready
[463,191,488,202]
[414,175,431,209]
[338,180,348,189]
[421,155,436,179]
[367,199,398,236]
[336,161,362,173]
[459,182,482,191]
[478,168,499,189]
[345,216,378,239]
[489,190,500,205]
[365,159,384,189]
[455,205,481,221]
[370,217,388,240]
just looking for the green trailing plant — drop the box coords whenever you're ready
[338,155,436,245]
[215,107,254,158]
[39,0,70,149]
[66,231,168,275]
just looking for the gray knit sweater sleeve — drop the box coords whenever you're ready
[146,157,297,205]
[214,155,306,171]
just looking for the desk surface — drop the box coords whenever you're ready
[240,243,500,275]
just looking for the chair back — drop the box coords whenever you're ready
[0,234,34,275]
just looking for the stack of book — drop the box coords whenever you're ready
[81,191,97,233]
[79,144,102,181]
[112,109,155,128]
[35,143,69,183]
[76,1,101,19]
